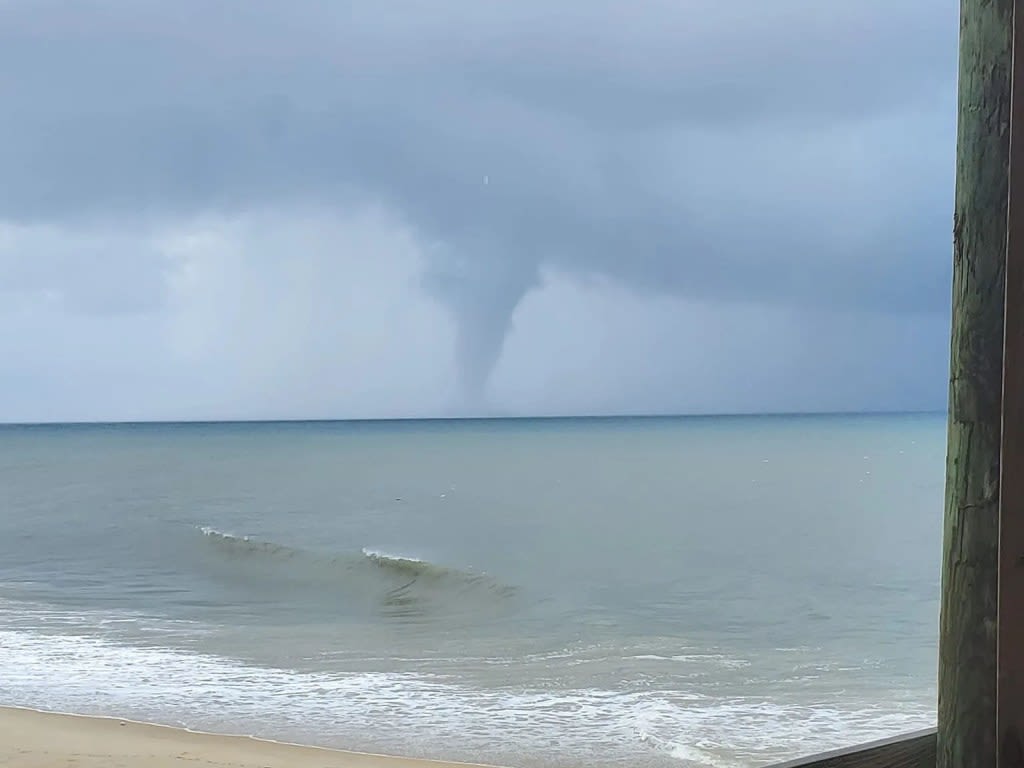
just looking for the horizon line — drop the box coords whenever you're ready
[0,408,948,428]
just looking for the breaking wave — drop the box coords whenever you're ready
[195,527,517,618]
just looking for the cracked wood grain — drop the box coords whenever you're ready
[940,1,1013,767]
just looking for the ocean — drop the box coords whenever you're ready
[0,414,943,768]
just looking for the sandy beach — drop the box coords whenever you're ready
[0,707,501,768]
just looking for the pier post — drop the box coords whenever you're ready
[939,1,1013,767]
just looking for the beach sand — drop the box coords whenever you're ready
[0,707,502,768]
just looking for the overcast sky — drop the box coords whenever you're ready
[0,0,957,422]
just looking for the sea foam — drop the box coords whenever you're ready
[0,624,935,768]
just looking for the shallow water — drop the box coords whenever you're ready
[0,414,943,767]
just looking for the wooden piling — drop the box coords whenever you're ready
[939,1,1014,767]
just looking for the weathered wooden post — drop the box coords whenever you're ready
[940,0,1014,766]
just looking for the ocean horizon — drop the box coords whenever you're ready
[0,412,944,767]
[0,407,949,427]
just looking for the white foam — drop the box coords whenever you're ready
[0,598,209,638]
[0,627,936,768]
[627,653,751,670]
[361,548,426,564]
[198,525,248,541]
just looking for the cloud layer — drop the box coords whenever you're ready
[0,0,958,421]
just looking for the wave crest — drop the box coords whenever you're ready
[194,527,516,618]
[199,527,300,558]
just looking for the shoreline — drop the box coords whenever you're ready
[0,705,506,768]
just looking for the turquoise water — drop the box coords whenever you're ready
[0,414,943,767]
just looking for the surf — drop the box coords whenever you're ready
[194,527,517,618]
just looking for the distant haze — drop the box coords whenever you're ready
[0,1,957,422]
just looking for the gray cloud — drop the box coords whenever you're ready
[0,0,957,417]
[0,225,169,314]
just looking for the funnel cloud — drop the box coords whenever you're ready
[0,0,957,421]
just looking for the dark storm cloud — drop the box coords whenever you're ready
[0,0,957,401]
